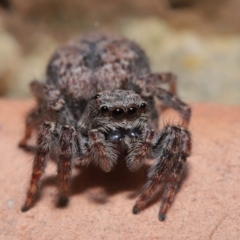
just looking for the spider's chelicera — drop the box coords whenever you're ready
[20,33,192,221]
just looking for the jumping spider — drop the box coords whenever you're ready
[20,33,192,221]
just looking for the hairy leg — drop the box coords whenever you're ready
[19,107,46,149]
[159,159,185,221]
[19,79,74,149]
[136,75,191,128]
[21,121,55,211]
[144,72,177,95]
[19,97,73,150]
[155,88,191,128]
[57,125,76,206]
[132,125,191,221]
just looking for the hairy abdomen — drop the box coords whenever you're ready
[46,33,150,100]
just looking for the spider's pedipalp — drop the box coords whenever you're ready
[126,129,154,172]
[89,130,118,172]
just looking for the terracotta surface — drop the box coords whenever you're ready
[0,99,240,240]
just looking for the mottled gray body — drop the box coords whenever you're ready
[46,33,150,119]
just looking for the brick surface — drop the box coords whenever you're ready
[0,99,239,240]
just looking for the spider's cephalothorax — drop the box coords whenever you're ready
[20,33,192,221]
[82,90,148,133]
[78,89,149,172]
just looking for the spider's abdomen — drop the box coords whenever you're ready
[46,33,150,100]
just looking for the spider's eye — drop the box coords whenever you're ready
[126,106,138,120]
[94,94,100,99]
[112,108,125,120]
[140,102,147,110]
[100,106,109,114]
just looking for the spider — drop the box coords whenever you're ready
[20,33,192,221]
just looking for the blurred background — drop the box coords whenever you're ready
[0,0,240,104]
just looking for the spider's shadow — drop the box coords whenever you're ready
[41,161,149,204]
[39,160,189,211]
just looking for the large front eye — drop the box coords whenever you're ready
[112,108,125,120]
[127,106,138,120]
[100,106,109,115]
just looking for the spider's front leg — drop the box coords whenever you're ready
[132,125,191,221]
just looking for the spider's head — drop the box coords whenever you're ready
[87,90,148,133]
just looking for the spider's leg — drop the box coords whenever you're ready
[132,125,191,221]
[19,80,71,149]
[57,125,77,206]
[21,121,56,212]
[159,157,185,221]
[19,107,45,149]
[136,77,191,128]
[89,129,118,172]
[155,88,191,128]
[144,72,177,95]
[143,72,177,114]
[126,129,154,171]
[19,81,48,148]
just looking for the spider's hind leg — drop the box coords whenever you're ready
[133,125,191,221]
